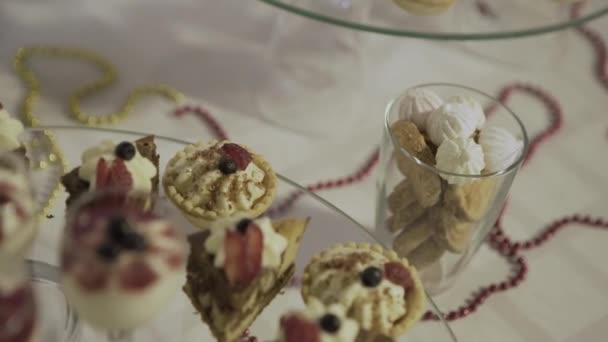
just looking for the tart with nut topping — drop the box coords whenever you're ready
[301,243,425,338]
[162,140,277,228]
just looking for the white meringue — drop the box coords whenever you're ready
[479,126,524,173]
[426,103,478,146]
[446,95,486,130]
[435,138,485,184]
[398,88,443,130]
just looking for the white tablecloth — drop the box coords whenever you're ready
[1,1,607,341]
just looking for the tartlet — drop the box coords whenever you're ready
[163,140,277,228]
[301,243,425,338]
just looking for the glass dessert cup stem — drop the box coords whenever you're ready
[374,83,529,295]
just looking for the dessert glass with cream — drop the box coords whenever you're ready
[60,189,187,341]
[0,153,37,262]
[375,83,528,294]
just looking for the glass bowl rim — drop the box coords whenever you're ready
[385,82,530,180]
[257,0,608,41]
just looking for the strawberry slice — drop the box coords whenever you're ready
[224,230,247,288]
[95,158,133,191]
[119,260,158,291]
[244,223,263,281]
[384,262,413,292]
[224,224,264,288]
[107,159,133,190]
[221,143,252,170]
[95,158,110,188]
[280,314,320,342]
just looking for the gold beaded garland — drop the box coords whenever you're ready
[13,46,184,215]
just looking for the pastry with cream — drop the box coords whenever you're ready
[301,243,425,338]
[61,136,159,209]
[60,192,187,330]
[279,297,359,342]
[393,0,458,16]
[163,140,277,228]
[184,216,308,342]
[0,154,37,261]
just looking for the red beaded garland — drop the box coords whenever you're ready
[171,1,607,331]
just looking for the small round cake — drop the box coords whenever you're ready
[301,243,425,338]
[163,140,277,228]
[60,193,187,330]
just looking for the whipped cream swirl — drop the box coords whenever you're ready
[78,140,156,194]
[205,217,288,269]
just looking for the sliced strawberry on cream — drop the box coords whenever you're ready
[95,158,134,191]
[224,223,264,288]
[95,158,110,188]
[244,223,263,281]
[221,143,252,170]
[384,262,413,292]
[280,314,320,342]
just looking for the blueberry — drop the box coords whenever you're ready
[108,216,130,242]
[319,314,341,333]
[360,266,383,288]
[218,157,237,175]
[236,218,253,234]
[97,243,121,261]
[120,232,147,251]
[114,142,136,161]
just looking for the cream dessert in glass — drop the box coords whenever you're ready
[60,189,187,341]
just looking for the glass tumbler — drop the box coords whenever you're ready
[374,83,528,295]
[256,0,371,136]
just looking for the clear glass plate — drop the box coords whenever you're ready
[257,0,608,40]
[27,125,458,341]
